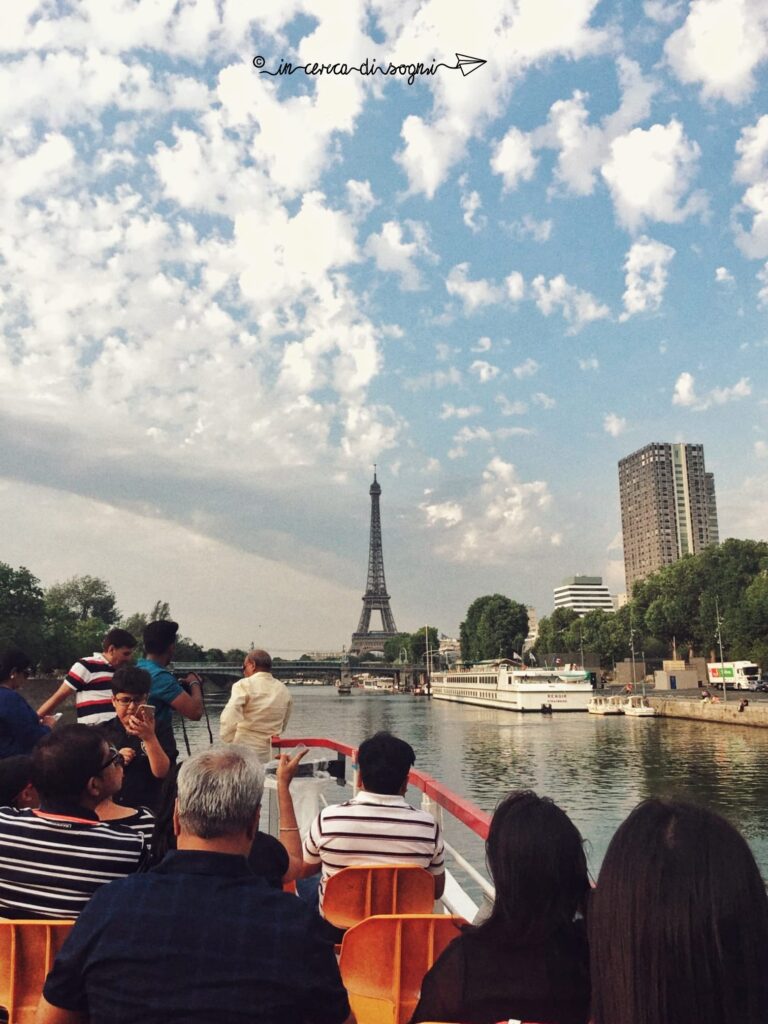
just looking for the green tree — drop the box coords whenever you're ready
[410,626,439,666]
[46,576,119,625]
[174,637,204,660]
[206,647,226,662]
[0,563,46,659]
[224,648,247,663]
[461,595,528,662]
[383,634,411,663]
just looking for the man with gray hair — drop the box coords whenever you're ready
[220,649,292,761]
[38,745,354,1024]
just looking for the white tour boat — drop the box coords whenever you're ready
[430,659,593,713]
[623,695,657,717]
[588,694,624,715]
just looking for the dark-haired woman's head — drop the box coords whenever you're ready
[0,648,32,687]
[590,799,768,1024]
[482,790,590,944]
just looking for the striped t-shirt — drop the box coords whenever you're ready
[63,652,116,725]
[303,791,445,909]
[0,807,148,919]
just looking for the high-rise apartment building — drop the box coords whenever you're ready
[553,576,614,616]
[618,442,719,594]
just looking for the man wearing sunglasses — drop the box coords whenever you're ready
[0,724,148,919]
[97,664,171,812]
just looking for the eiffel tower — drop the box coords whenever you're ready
[350,468,399,655]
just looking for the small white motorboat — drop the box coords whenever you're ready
[623,695,657,717]
[588,695,623,715]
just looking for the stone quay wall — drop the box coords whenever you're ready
[649,696,768,729]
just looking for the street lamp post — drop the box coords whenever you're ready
[715,596,726,704]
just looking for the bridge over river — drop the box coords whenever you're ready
[174,660,422,688]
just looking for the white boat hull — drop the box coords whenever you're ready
[431,665,593,713]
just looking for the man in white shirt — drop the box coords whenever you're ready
[286,731,445,914]
[219,650,292,762]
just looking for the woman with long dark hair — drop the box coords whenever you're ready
[411,790,591,1024]
[590,799,768,1024]
[0,648,52,758]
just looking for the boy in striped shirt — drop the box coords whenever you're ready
[37,627,136,726]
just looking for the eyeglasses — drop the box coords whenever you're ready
[101,747,125,771]
[113,696,145,707]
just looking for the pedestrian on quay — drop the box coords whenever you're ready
[0,648,54,758]
[37,628,137,726]
[219,649,292,763]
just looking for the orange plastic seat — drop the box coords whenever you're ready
[323,864,436,930]
[338,913,465,1024]
[0,919,74,1023]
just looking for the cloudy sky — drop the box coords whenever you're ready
[1,0,767,653]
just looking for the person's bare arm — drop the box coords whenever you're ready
[276,749,321,881]
[124,712,170,779]
[37,683,72,718]
[35,996,87,1024]
[169,675,203,722]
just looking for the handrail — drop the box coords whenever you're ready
[273,736,491,841]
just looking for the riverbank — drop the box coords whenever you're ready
[649,694,768,728]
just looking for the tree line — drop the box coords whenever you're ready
[0,563,246,671]
[534,539,768,669]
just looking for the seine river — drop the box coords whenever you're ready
[184,684,768,887]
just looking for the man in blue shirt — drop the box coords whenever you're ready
[135,620,203,761]
[38,746,354,1024]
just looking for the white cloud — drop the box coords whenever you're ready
[733,181,768,258]
[420,501,464,527]
[346,179,378,219]
[664,0,768,103]
[758,263,768,306]
[508,214,553,242]
[471,336,492,353]
[491,126,539,190]
[604,412,628,436]
[506,271,526,302]
[496,396,528,416]
[579,356,600,370]
[470,360,501,383]
[446,263,506,313]
[439,404,482,420]
[672,371,752,410]
[403,366,463,392]
[644,0,685,24]
[533,392,556,409]
[755,440,768,458]
[531,274,610,333]
[421,457,558,562]
[513,358,540,379]
[458,177,487,233]
[619,236,676,320]
[601,120,706,232]
[364,219,435,291]
[394,0,609,197]
[715,266,735,284]
[734,115,768,184]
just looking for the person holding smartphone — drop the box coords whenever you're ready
[97,665,170,812]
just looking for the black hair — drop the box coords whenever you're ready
[478,790,590,945]
[357,731,415,795]
[589,799,768,1024]
[0,755,33,807]
[0,648,32,684]
[103,628,136,651]
[111,664,152,697]
[143,620,179,656]
[30,725,107,802]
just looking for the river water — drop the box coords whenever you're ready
[184,685,768,886]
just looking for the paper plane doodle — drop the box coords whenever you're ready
[454,54,487,76]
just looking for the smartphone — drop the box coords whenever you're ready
[52,713,63,722]
[138,704,155,723]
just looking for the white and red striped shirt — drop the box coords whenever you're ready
[303,790,444,909]
[64,653,116,725]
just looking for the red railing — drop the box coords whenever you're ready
[273,736,491,841]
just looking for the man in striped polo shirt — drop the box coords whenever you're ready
[0,724,147,919]
[37,627,137,725]
[298,731,445,913]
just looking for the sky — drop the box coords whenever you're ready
[1,0,767,654]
